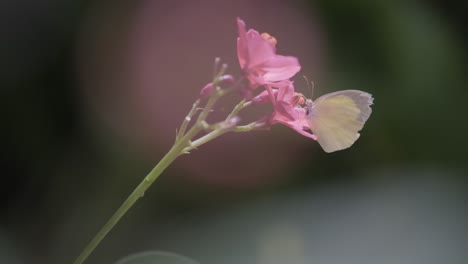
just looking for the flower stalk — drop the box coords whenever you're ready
[73,62,258,264]
[73,141,182,264]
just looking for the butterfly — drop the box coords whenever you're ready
[305,90,374,153]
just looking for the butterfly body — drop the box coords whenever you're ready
[305,90,373,153]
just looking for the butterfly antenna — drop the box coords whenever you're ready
[302,75,315,99]
[310,80,315,99]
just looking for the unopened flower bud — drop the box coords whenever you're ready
[218,74,234,84]
[200,83,215,99]
[199,75,235,99]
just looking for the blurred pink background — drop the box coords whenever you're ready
[79,0,324,187]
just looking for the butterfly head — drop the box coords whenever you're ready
[304,98,314,115]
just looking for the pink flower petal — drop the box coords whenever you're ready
[254,82,317,140]
[245,30,275,67]
[260,56,301,82]
[236,18,248,68]
[236,18,300,89]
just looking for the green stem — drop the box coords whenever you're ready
[234,121,265,132]
[225,99,246,121]
[73,142,187,264]
[182,128,228,153]
[74,62,241,263]
[176,99,200,140]
[74,121,203,264]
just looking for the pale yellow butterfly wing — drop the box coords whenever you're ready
[308,90,373,153]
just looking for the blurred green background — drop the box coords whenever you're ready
[1,0,467,263]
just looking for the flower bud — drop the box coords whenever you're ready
[199,74,235,99]
[199,83,215,99]
[218,74,234,84]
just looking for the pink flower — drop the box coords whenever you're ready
[237,18,301,89]
[252,82,317,140]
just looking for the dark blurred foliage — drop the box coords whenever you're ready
[297,0,468,186]
[1,0,467,263]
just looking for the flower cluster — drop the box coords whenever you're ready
[199,18,317,140]
[237,16,317,139]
